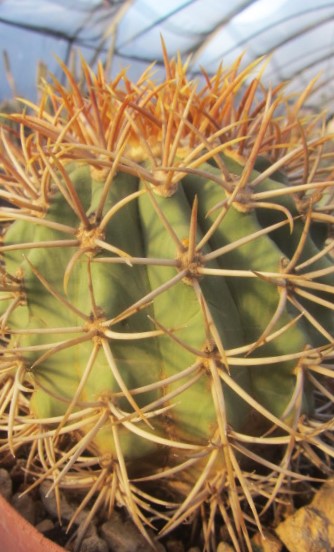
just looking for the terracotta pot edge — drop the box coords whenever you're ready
[0,492,65,552]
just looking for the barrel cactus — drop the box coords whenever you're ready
[0,47,334,551]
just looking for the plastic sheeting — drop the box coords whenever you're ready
[0,0,334,112]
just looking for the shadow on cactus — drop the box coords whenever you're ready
[0,44,334,551]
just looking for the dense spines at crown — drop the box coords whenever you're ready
[0,50,334,551]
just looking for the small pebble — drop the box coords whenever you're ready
[76,518,98,540]
[101,511,165,552]
[11,492,36,525]
[40,480,87,525]
[217,543,235,552]
[0,468,12,501]
[34,498,50,525]
[79,535,109,552]
[35,518,55,533]
[166,539,185,552]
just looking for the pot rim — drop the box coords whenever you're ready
[0,492,65,552]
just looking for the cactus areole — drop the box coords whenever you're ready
[0,46,334,550]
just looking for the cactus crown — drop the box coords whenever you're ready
[0,44,334,550]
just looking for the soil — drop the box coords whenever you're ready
[1,444,334,551]
[0,457,212,552]
[0,455,283,552]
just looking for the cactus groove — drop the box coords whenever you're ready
[0,47,334,551]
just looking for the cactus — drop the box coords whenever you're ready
[0,48,334,551]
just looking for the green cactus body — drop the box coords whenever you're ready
[253,177,334,345]
[183,168,310,416]
[0,52,334,551]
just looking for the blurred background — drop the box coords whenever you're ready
[0,0,334,116]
